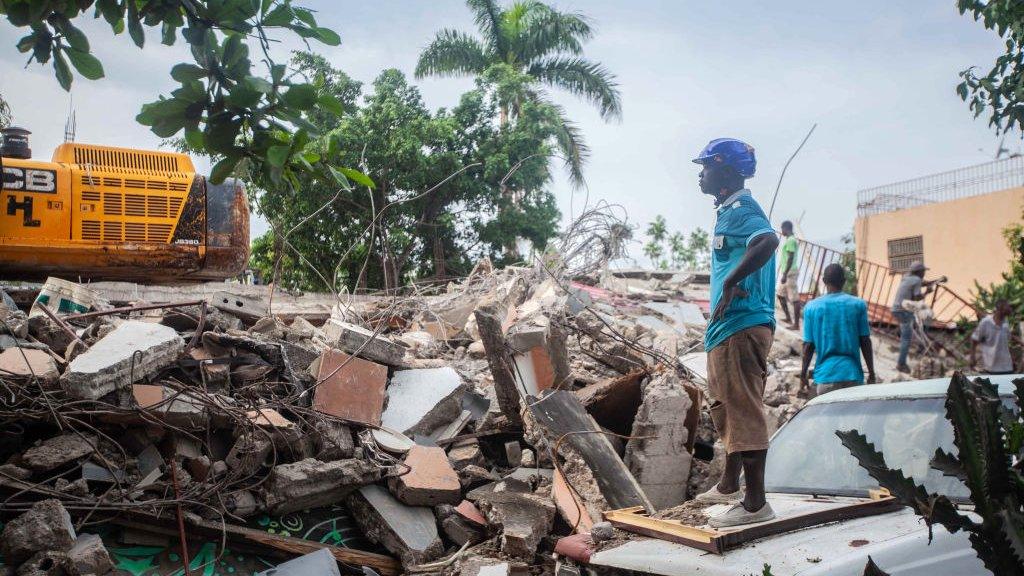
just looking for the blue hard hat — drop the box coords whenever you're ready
[692,138,756,178]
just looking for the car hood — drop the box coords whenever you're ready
[589,493,987,576]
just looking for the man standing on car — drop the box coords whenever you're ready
[800,263,876,396]
[971,298,1014,375]
[891,261,942,373]
[777,220,801,330]
[690,138,779,528]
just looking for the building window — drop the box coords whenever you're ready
[887,235,923,273]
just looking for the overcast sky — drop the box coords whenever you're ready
[0,1,1015,256]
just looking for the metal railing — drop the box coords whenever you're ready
[857,155,1024,217]
[792,239,978,326]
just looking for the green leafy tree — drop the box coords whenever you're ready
[642,216,710,271]
[957,1,1024,133]
[415,0,621,186]
[247,55,561,291]
[0,0,361,188]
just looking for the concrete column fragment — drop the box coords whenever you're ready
[61,320,184,400]
[20,433,96,473]
[623,372,694,509]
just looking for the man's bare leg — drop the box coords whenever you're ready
[716,452,743,494]
[740,449,768,511]
[777,294,791,324]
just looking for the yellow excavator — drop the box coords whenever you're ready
[0,127,249,282]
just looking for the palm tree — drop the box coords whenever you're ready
[416,0,621,187]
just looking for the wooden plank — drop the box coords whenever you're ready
[528,390,653,511]
[474,301,524,427]
[603,497,902,555]
[604,508,721,554]
[717,497,901,550]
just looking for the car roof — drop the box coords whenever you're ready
[806,374,1021,405]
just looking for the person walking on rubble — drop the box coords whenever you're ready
[777,220,801,330]
[971,298,1015,375]
[800,263,876,397]
[891,261,943,374]
[691,138,779,528]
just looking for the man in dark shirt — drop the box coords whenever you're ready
[891,261,943,374]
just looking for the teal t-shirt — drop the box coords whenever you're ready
[705,190,777,351]
[802,292,871,384]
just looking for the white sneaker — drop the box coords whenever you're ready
[708,502,776,528]
[694,485,744,504]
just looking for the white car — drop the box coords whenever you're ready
[588,376,1014,576]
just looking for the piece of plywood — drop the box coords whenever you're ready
[528,390,653,511]
[552,468,594,533]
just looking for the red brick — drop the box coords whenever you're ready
[455,500,488,526]
[132,384,163,409]
[389,446,461,506]
[313,350,387,426]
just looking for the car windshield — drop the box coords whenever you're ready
[765,397,968,499]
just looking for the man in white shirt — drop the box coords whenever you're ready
[972,299,1014,375]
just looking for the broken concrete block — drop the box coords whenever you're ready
[20,434,96,473]
[346,484,444,566]
[388,446,461,506]
[212,291,266,323]
[322,318,406,366]
[471,482,556,559]
[624,372,693,510]
[436,503,487,546]
[264,457,385,514]
[381,367,466,437]
[314,420,354,460]
[504,441,523,468]
[447,439,485,470]
[61,321,184,400]
[0,347,59,385]
[0,499,76,565]
[255,548,340,576]
[589,521,614,542]
[133,384,208,428]
[67,533,113,576]
[225,434,272,476]
[313,350,387,426]
[16,550,71,576]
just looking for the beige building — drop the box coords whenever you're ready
[854,156,1024,312]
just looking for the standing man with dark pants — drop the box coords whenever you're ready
[690,138,779,528]
[777,220,801,330]
[891,261,943,374]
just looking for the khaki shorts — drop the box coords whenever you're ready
[779,270,799,303]
[707,325,773,453]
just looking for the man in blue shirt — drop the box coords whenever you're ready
[690,139,780,528]
[800,263,876,396]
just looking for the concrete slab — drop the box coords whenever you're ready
[61,321,184,400]
[642,301,707,329]
[20,434,96,473]
[347,484,444,566]
[381,367,466,436]
[265,457,385,514]
[314,350,387,426]
[389,446,461,506]
[323,319,406,366]
[132,384,208,428]
[680,352,708,382]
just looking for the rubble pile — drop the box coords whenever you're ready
[0,261,817,575]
